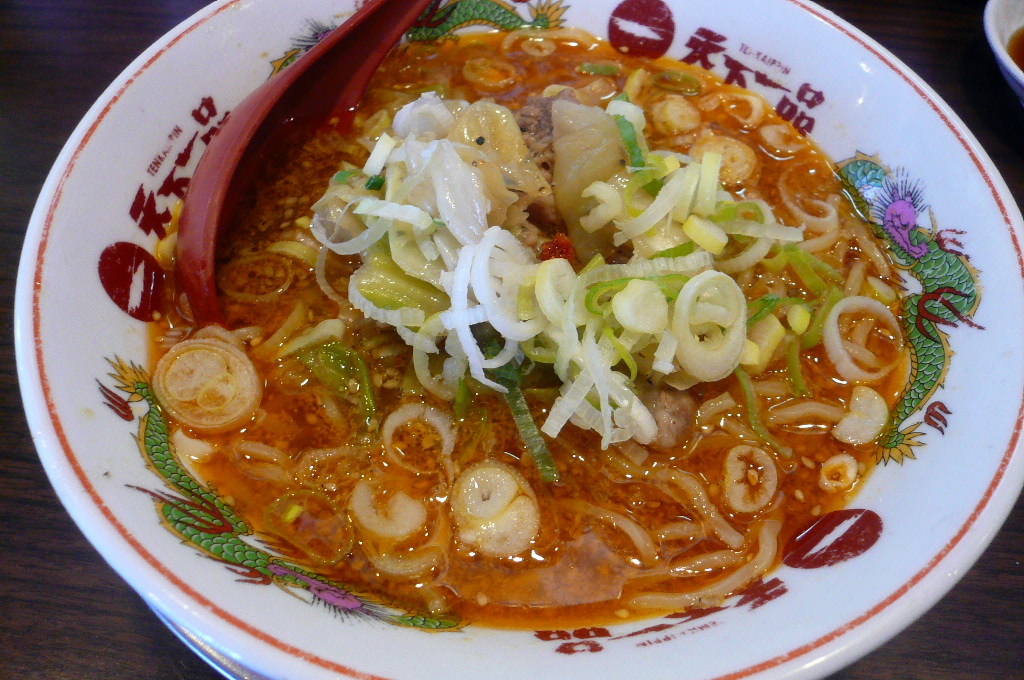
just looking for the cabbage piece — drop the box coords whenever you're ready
[352,245,449,317]
[552,100,627,261]
[393,91,459,140]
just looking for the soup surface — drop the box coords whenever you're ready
[152,29,906,629]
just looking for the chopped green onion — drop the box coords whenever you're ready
[761,247,789,272]
[521,335,557,364]
[652,70,702,95]
[517,280,536,321]
[801,286,844,349]
[613,114,646,169]
[784,245,826,295]
[586,279,629,315]
[735,367,792,458]
[483,338,559,483]
[651,242,697,259]
[747,294,781,327]
[332,170,357,184]
[453,378,472,420]
[803,252,844,282]
[709,200,765,224]
[579,253,606,277]
[578,62,620,76]
[623,168,660,216]
[746,294,807,327]
[785,334,812,397]
[365,174,385,191]
[602,327,638,381]
[585,273,690,315]
[298,341,376,427]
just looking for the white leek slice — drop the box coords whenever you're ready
[354,197,433,231]
[822,296,903,383]
[580,181,623,233]
[693,151,722,217]
[612,279,668,334]
[672,270,746,382]
[312,212,389,256]
[606,99,647,132]
[363,132,397,177]
[716,236,773,274]
[469,227,545,342]
[719,218,804,242]
[832,385,889,445]
[652,330,678,375]
[535,257,579,326]
[615,167,692,245]
[681,214,728,255]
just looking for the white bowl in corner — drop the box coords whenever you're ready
[985,0,1024,104]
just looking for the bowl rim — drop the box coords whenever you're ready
[15,0,1024,678]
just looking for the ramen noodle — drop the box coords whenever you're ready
[152,29,906,628]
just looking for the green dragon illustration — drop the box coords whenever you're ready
[407,0,568,41]
[838,155,983,463]
[270,1,569,75]
[102,358,457,630]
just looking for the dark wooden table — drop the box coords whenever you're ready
[1,0,1021,678]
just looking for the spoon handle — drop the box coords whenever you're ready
[177,0,434,327]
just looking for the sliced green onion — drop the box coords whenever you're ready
[613,114,646,169]
[332,170,358,184]
[785,245,825,295]
[365,174,385,191]
[603,327,638,381]
[761,247,789,272]
[585,272,691,315]
[710,200,765,224]
[521,335,557,364]
[747,294,807,327]
[297,341,377,426]
[747,294,781,327]
[651,242,697,259]
[803,252,844,282]
[785,334,812,398]
[579,253,606,277]
[623,168,660,216]
[653,70,702,95]
[578,62,620,76]
[735,367,792,458]
[517,280,536,321]
[586,279,629,315]
[484,339,559,483]
[801,286,844,349]
[453,378,472,420]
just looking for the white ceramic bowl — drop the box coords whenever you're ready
[985,0,1024,105]
[16,1,1024,679]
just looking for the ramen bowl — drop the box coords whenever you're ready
[15,0,1024,679]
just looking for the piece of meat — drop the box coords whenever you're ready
[515,91,580,235]
[517,95,556,181]
[639,385,697,451]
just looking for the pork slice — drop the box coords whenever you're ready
[640,386,697,451]
[515,92,580,236]
[516,95,556,181]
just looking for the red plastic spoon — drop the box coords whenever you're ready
[176,0,435,327]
